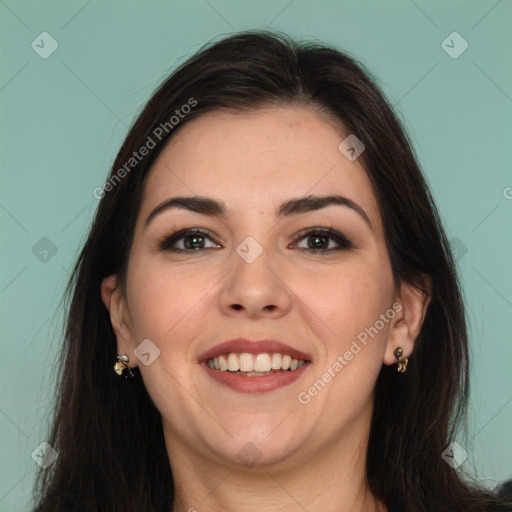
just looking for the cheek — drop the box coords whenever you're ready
[305,261,394,346]
[126,258,213,347]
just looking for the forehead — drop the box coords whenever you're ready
[141,106,380,226]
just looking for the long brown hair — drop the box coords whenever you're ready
[31,30,510,512]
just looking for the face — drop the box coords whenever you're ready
[102,105,424,470]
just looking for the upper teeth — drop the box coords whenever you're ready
[206,353,306,372]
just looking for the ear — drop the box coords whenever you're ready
[101,274,137,369]
[383,276,432,365]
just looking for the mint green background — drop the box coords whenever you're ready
[1,1,511,510]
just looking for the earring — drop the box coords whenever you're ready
[393,347,408,373]
[113,354,135,379]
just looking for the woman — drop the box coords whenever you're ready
[31,30,511,512]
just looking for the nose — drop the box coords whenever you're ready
[218,242,292,319]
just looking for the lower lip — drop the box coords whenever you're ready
[201,362,310,393]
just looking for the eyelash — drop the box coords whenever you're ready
[157,227,353,254]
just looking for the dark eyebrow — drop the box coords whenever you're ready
[278,195,372,228]
[145,194,372,229]
[145,196,225,227]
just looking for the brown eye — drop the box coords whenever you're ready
[159,229,220,252]
[293,228,353,252]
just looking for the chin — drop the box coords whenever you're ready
[205,424,308,470]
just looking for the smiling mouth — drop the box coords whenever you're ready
[206,352,309,376]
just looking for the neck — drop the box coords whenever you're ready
[164,405,387,512]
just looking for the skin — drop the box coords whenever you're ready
[101,106,431,512]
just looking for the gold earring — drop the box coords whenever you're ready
[114,354,135,379]
[393,347,408,373]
